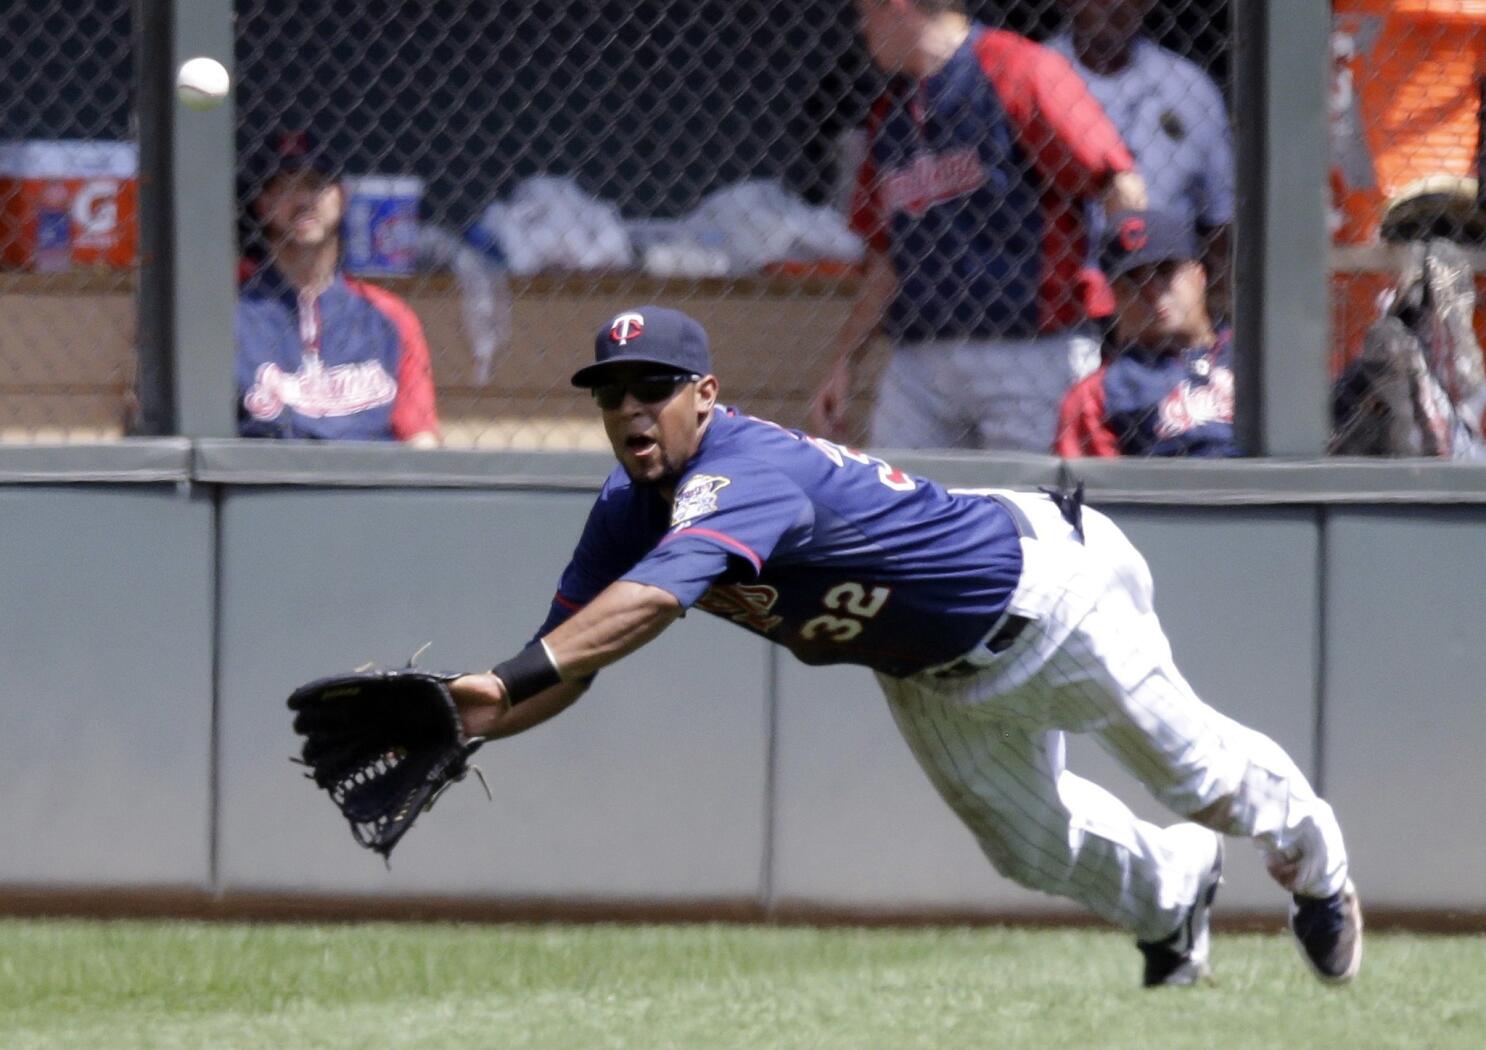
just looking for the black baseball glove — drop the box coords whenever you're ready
[287,668,488,861]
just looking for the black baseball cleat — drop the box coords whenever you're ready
[1137,832,1224,988]
[1290,880,1363,984]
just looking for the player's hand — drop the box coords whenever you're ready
[450,672,510,738]
[809,358,852,440]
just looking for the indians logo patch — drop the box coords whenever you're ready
[243,359,396,421]
[670,473,731,529]
[1156,366,1235,440]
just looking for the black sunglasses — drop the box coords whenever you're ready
[590,373,700,411]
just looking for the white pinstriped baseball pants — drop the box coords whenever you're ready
[877,491,1350,942]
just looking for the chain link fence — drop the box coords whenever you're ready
[36,1,1486,459]
[0,0,135,442]
[231,0,1233,455]
[1329,0,1486,459]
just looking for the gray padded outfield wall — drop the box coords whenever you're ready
[1,443,1484,919]
[215,487,770,900]
[0,472,214,887]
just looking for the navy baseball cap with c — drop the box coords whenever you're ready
[571,305,712,388]
[1100,210,1200,280]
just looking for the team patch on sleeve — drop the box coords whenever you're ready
[670,474,731,529]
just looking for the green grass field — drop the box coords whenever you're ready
[1,919,1482,1049]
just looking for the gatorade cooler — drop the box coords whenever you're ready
[0,140,138,270]
[341,174,423,276]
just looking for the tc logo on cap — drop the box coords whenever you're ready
[610,311,645,345]
[1118,217,1148,252]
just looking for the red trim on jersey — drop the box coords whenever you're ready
[347,279,441,442]
[850,94,895,257]
[974,30,1133,331]
[1054,365,1120,457]
[552,591,583,612]
[975,31,1133,196]
[662,527,763,573]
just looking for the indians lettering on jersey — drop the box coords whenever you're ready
[880,148,987,218]
[1156,365,1235,441]
[670,473,732,529]
[695,582,784,633]
[243,357,397,422]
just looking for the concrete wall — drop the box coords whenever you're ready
[214,488,771,899]
[0,483,213,886]
[2,445,1484,921]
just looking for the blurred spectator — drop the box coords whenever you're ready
[1330,236,1486,459]
[1056,210,1237,457]
[1047,0,1234,314]
[810,0,1147,451]
[235,132,440,445]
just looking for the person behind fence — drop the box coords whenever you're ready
[1047,0,1234,313]
[449,303,1363,989]
[809,0,1148,452]
[1055,209,1237,458]
[235,132,441,446]
[1330,232,1486,459]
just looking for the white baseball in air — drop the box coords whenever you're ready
[176,56,231,111]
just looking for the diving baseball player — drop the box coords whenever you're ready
[452,305,1363,987]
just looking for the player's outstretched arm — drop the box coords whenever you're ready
[542,580,683,676]
[452,580,683,740]
[453,676,587,740]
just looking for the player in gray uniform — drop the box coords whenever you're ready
[456,306,1364,987]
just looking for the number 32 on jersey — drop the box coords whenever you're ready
[801,581,891,642]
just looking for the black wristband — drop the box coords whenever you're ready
[492,642,562,705]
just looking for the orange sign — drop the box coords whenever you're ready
[1331,0,1486,243]
[0,141,138,270]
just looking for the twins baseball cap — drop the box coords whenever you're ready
[571,305,712,388]
[1100,210,1200,280]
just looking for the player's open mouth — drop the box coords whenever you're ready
[626,435,658,456]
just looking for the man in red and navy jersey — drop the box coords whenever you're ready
[235,133,440,445]
[1056,209,1238,458]
[810,0,1146,452]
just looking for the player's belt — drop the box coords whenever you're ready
[921,494,1037,680]
[923,610,1032,680]
[988,493,1036,541]
[984,612,1032,654]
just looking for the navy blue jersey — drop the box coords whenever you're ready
[236,267,439,441]
[1103,328,1237,457]
[852,27,1135,341]
[536,408,1024,677]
